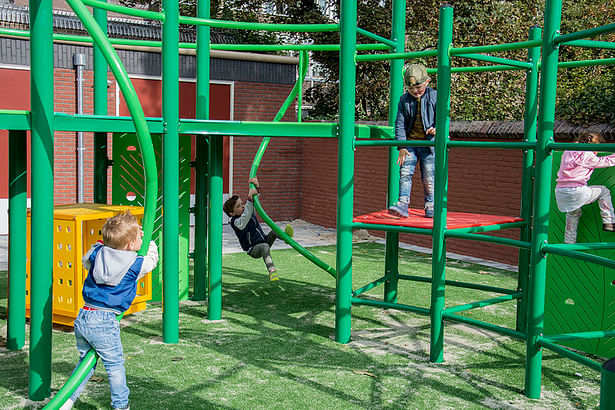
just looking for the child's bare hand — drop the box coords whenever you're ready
[248,187,259,199]
[248,177,259,188]
[426,127,436,136]
[397,149,409,166]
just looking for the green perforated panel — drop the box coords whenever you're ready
[112,132,191,302]
[546,151,615,357]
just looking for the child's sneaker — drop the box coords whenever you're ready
[425,204,434,218]
[59,399,74,410]
[284,224,294,238]
[603,223,615,232]
[268,269,279,282]
[388,202,409,218]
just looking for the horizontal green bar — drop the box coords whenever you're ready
[545,242,615,251]
[448,140,536,149]
[544,330,615,342]
[54,113,164,133]
[356,49,438,62]
[353,222,433,236]
[444,292,522,314]
[452,65,526,73]
[399,274,517,295]
[565,40,615,50]
[558,57,615,69]
[548,142,615,152]
[555,23,615,46]
[356,27,397,47]
[450,39,542,55]
[352,275,389,297]
[355,139,433,147]
[542,245,615,270]
[455,53,533,69]
[448,221,527,234]
[538,339,602,372]
[445,231,531,250]
[351,297,430,316]
[83,0,165,21]
[212,43,389,52]
[0,110,30,130]
[181,119,387,138]
[180,15,339,32]
[442,311,526,341]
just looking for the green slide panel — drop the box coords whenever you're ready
[546,151,615,357]
[112,132,191,301]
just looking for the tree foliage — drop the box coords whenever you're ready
[122,0,615,123]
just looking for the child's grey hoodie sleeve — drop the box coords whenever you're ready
[138,240,159,279]
[232,200,254,231]
[82,242,102,271]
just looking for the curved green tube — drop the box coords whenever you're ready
[249,53,337,278]
[44,1,158,408]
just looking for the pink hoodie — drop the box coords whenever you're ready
[556,151,615,188]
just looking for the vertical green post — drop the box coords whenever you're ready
[93,1,108,204]
[7,130,27,351]
[162,0,179,343]
[429,3,453,364]
[29,0,54,400]
[207,0,223,320]
[516,26,541,333]
[383,0,406,304]
[525,0,561,399]
[601,358,615,408]
[334,0,357,344]
[193,0,211,301]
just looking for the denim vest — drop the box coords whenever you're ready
[394,87,437,150]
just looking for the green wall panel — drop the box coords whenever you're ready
[546,151,615,357]
[112,132,191,302]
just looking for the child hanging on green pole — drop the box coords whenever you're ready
[223,177,293,281]
[555,132,615,244]
[388,63,437,218]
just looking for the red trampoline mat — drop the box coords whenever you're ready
[354,209,523,229]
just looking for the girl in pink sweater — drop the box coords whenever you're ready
[555,132,615,243]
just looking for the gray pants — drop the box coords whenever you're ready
[248,231,277,271]
[564,185,615,244]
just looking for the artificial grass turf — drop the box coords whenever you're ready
[0,242,604,409]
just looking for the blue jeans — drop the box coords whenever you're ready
[398,146,435,210]
[70,309,129,409]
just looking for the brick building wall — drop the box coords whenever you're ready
[231,82,301,221]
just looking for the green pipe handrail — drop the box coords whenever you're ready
[564,39,615,50]
[444,231,531,250]
[548,142,615,152]
[43,0,160,407]
[455,53,533,70]
[356,49,438,62]
[248,52,337,279]
[448,221,527,234]
[538,339,602,372]
[544,330,615,342]
[352,222,433,236]
[180,15,339,32]
[554,22,615,45]
[351,297,430,315]
[83,0,165,21]
[545,242,615,251]
[356,27,397,47]
[450,39,543,55]
[444,292,522,314]
[442,311,526,340]
[352,275,390,297]
[399,274,518,295]
[542,244,615,270]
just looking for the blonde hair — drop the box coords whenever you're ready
[102,210,140,249]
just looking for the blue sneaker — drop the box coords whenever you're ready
[425,204,434,218]
[388,202,409,218]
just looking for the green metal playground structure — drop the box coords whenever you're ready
[2,0,615,407]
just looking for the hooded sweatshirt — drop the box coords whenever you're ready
[82,241,158,314]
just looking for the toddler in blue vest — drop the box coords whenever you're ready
[62,210,159,410]
[223,177,293,281]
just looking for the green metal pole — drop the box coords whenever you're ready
[516,26,541,333]
[7,130,27,351]
[93,1,108,204]
[193,0,211,301]
[383,0,406,305]
[207,137,223,320]
[430,3,453,364]
[334,0,357,344]
[601,358,615,408]
[525,0,561,399]
[29,0,54,400]
[162,0,180,343]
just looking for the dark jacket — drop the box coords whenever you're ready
[230,200,267,253]
[394,87,437,151]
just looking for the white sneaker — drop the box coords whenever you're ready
[59,398,74,410]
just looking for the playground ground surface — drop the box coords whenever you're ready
[0,221,604,409]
